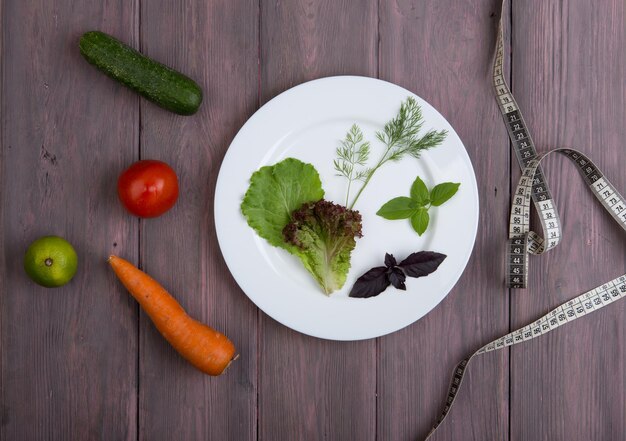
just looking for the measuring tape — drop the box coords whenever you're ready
[424,1,626,438]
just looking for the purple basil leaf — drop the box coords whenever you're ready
[384,253,397,268]
[398,251,447,278]
[349,266,391,298]
[387,267,406,290]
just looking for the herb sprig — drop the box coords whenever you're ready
[377,176,460,236]
[334,97,448,209]
[333,124,371,206]
[349,251,447,298]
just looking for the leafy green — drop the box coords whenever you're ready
[241,159,364,295]
[376,197,418,220]
[283,200,363,295]
[343,97,448,209]
[410,176,430,205]
[410,208,429,236]
[376,175,460,236]
[241,158,324,248]
[430,182,461,206]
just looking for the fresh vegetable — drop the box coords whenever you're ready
[241,158,362,294]
[283,199,363,294]
[117,160,179,218]
[241,158,324,248]
[241,100,448,295]
[24,236,78,288]
[350,251,446,298]
[334,97,448,209]
[108,255,236,376]
[79,31,202,115]
[377,176,460,236]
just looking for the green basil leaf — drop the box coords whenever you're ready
[376,197,418,220]
[430,182,460,206]
[410,208,429,236]
[410,176,430,205]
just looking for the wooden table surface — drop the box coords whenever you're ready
[2,0,625,440]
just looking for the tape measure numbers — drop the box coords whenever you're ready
[424,1,626,438]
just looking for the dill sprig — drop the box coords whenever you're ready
[345,97,448,209]
[334,124,371,206]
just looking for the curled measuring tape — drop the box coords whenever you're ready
[424,1,626,439]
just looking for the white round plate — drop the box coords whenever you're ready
[215,76,478,341]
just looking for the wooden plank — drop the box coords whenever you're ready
[0,1,139,440]
[258,1,378,440]
[511,1,626,439]
[138,0,259,440]
[377,1,511,439]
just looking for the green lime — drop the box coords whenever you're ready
[24,236,78,288]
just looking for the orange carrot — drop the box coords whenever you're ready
[108,255,236,376]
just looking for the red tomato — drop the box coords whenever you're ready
[117,160,179,218]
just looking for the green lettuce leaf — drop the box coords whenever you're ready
[241,158,324,248]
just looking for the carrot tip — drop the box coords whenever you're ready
[221,354,239,374]
[107,255,116,263]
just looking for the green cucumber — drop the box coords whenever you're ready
[79,31,202,116]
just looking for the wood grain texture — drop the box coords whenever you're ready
[0,0,139,440]
[377,1,511,439]
[258,1,378,440]
[511,1,626,439]
[138,0,259,440]
[1,0,625,440]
